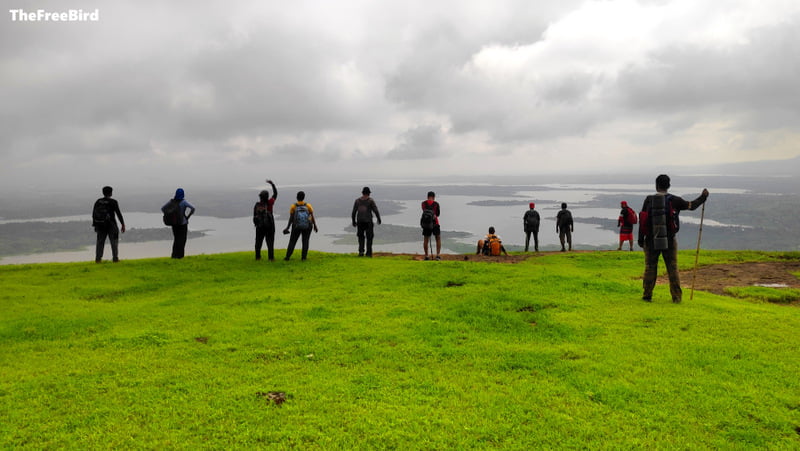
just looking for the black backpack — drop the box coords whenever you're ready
[524,210,540,230]
[558,210,572,227]
[355,198,373,223]
[420,204,436,230]
[92,198,112,227]
[644,194,679,250]
[162,199,182,226]
[254,203,270,228]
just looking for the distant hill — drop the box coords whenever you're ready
[672,155,800,177]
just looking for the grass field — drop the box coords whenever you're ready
[1,250,799,449]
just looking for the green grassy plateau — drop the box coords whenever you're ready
[1,250,799,449]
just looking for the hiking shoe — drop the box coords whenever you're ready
[435,255,442,261]
[112,258,120,263]
[424,256,430,261]
[672,297,682,303]
[642,296,652,302]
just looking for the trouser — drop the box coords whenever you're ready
[642,239,682,301]
[171,224,188,259]
[356,221,374,256]
[525,229,539,252]
[95,224,119,261]
[255,221,276,260]
[559,229,572,250]
[286,227,312,260]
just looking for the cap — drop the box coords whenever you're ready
[529,202,535,209]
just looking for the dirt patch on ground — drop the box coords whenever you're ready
[372,252,535,263]
[659,261,800,297]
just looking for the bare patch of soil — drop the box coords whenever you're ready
[372,252,536,263]
[256,391,287,405]
[658,261,800,297]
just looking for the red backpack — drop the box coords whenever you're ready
[625,207,638,225]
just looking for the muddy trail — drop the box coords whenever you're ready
[663,260,800,298]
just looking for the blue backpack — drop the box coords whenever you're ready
[294,203,311,230]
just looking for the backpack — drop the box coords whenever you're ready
[488,235,502,256]
[625,207,638,225]
[293,203,311,230]
[254,203,271,228]
[420,203,436,231]
[162,199,182,226]
[640,194,679,250]
[524,210,540,230]
[92,198,112,227]
[355,198,373,223]
[558,210,572,227]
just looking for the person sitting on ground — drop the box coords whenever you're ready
[477,227,509,256]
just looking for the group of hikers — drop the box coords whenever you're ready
[92,174,709,302]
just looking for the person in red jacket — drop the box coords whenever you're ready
[617,201,636,251]
[420,191,441,260]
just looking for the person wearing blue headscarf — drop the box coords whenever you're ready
[161,188,196,258]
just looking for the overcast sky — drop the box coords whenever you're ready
[2,0,799,189]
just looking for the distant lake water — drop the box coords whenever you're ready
[0,182,758,265]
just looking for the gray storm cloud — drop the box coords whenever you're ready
[2,0,799,188]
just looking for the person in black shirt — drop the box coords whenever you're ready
[351,187,381,257]
[639,174,709,303]
[92,186,126,263]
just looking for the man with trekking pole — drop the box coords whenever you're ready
[638,174,709,303]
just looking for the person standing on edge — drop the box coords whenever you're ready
[162,188,195,259]
[283,191,318,261]
[92,186,126,263]
[523,202,540,252]
[639,174,709,303]
[617,201,636,251]
[351,187,381,257]
[556,202,574,252]
[254,180,278,261]
[421,191,442,261]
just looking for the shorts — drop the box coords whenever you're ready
[422,225,441,237]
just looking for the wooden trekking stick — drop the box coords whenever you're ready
[690,202,706,300]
